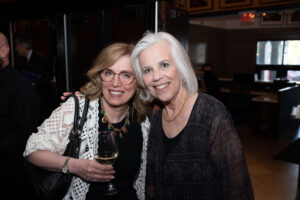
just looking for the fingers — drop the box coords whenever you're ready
[60,92,72,100]
[64,92,72,96]
[60,91,81,104]
[81,160,115,182]
[94,162,114,170]
[90,173,115,182]
[93,161,115,175]
[92,162,115,182]
[60,92,73,105]
[86,169,115,182]
[86,171,115,182]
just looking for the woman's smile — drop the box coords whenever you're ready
[153,82,170,91]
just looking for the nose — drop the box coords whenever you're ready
[152,68,162,81]
[111,74,122,86]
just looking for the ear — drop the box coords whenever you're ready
[0,45,9,58]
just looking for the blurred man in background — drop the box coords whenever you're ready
[0,32,40,199]
[15,37,53,122]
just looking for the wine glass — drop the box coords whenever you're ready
[94,130,119,196]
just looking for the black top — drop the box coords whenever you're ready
[86,102,143,200]
[0,64,40,199]
[163,130,181,155]
[0,64,40,154]
[146,93,254,200]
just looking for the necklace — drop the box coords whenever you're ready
[100,98,130,139]
[163,97,188,123]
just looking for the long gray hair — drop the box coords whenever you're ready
[131,31,198,102]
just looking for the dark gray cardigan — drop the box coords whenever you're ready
[145,92,254,200]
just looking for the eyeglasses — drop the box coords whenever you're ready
[100,69,135,85]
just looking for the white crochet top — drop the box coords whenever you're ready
[23,95,149,200]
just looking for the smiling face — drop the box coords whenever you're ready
[139,40,184,104]
[102,55,137,108]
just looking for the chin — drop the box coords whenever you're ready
[110,97,132,106]
[154,95,168,103]
[157,92,175,103]
[108,100,125,106]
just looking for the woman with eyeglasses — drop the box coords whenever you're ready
[23,43,151,200]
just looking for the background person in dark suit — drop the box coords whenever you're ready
[15,37,53,122]
[0,32,40,200]
[15,37,52,89]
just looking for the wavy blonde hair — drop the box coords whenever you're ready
[80,42,150,123]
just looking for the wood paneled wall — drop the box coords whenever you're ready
[189,24,300,77]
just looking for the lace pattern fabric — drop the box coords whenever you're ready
[24,95,149,200]
[24,96,98,200]
[134,117,150,200]
[24,97,78,156]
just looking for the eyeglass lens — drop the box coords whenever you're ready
[100,69,134,84]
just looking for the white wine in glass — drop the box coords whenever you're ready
[94,152,118,165]
[94,130,119,196]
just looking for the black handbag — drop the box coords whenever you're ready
[24,94,90,200]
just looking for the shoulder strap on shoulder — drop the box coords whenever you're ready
[78,96,90,131]
[64,94,89,133]
[64,94,79,129]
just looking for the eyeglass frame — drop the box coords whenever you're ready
[99,69,136,85]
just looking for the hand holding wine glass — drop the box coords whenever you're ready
[94,130,119,196]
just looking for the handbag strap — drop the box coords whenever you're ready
[62,94,89,158]
[63,94,90,133]
[64,94,79,130]
[78,96,90,131]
